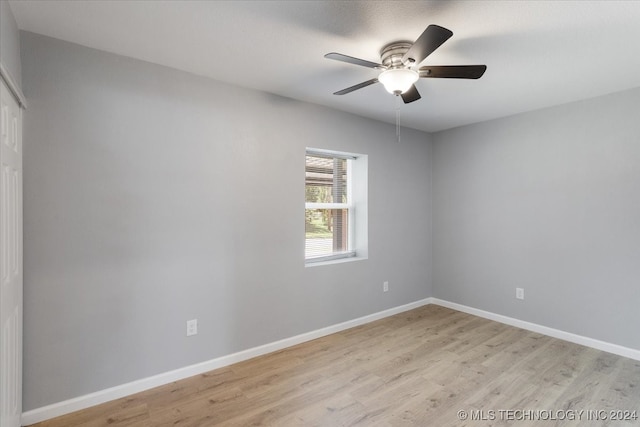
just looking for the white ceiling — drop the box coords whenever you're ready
[8,0,640,133]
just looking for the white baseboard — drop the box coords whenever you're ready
[21,298,432,426]
[22,296,640,425]
[431,298,640,362]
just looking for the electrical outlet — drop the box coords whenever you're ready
[516,288,524,300]
[383,281,389,292]
[186,319,198,336]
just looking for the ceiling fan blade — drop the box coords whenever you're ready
[333,78,379,95]
[325,52,384,69]
[401,85,421,104]
[402,25,453,65]
[419,65,487,79]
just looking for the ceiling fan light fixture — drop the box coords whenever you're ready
[378,68,419,95]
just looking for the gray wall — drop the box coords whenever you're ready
[433,88,640,350]
[20,32,433,410]
[1,0,21,88]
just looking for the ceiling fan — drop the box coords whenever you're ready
[325,25,486,104]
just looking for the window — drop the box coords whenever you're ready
[305,149,367,264]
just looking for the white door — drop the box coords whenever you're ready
[0,78,22,427]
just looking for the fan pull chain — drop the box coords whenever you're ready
[395,94,402,143]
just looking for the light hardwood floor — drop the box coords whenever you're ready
[29,305,640,426]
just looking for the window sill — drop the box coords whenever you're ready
[305,255,368,268]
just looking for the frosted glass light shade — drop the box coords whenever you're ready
[378,69,419,94]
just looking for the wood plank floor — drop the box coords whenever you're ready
[29,305,640,426]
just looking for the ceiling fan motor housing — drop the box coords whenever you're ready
[380,42,413,69]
